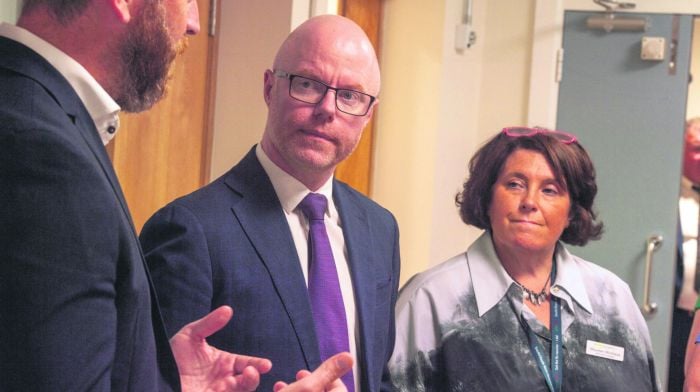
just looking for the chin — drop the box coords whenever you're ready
[294,149,338,169]
[509,236,551,251]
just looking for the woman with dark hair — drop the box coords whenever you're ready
[387,127,658,391]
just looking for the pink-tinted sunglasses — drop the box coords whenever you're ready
[501,126,577,144]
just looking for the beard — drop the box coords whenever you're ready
[113,1,184,113]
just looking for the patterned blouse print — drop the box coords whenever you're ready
[388,232,658,391]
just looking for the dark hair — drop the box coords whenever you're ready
[22,0,91,24]
[455,131,603,246]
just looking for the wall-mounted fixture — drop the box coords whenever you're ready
[640,37,665,61]
[455,0,476,51]
[586,0,648,33]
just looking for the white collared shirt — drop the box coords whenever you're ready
[255,145,360,390]
[468,231,593,331]
[388,231,657,391]
[0,22,120,145]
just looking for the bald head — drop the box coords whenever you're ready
[273,15,380,96]
[261,14,381,190]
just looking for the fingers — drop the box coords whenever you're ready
[233,355,273,375]
[235,365,264,391]
[308,352,353,388]
[273,381,289,392]
[295,370,312,380]
[275,352,353,391]
[182,305,233,340]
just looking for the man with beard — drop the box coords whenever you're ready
[0,1,352,391]
[140,15,400,392]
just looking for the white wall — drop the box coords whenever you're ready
[374,0,535,284]
[209,1,337,180]
[209,1,297,180]
[0,0,19,23]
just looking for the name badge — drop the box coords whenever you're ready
[586,340,625,362]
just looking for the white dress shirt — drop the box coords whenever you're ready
[255,145,361,390]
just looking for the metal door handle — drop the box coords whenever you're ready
[641,235,663,316]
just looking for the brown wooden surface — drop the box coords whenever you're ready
[110,0,215,233]
[336,0,382,196]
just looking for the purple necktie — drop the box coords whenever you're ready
[298,193,354,392]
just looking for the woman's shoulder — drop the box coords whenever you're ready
[397,253,470,305]
[565,252,637,308]
[568,253,630,288]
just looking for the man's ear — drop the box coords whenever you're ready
[108,0,134,23]
[263,70,274,106]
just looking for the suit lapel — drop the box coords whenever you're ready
[333,183,376,387]
[224,149,321,369]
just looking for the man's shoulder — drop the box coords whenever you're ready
[0,42,80,131]
[155,152,266,217]
[333,180,391,213]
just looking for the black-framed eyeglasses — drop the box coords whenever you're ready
[273,70,376,116]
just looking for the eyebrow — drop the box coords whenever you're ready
[294,69,368,93]
[500,171,567,188]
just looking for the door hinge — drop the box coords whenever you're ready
[555,47,564,83]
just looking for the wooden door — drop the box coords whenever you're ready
[336,0,382,195]
[109,0,217,232]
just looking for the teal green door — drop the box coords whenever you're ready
[557,11,692,386]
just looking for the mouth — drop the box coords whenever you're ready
[510,219,542,226]
[301,129,334,143]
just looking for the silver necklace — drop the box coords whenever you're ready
[513,274,551,306]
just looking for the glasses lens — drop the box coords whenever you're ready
[550,132,575,143]
[289,76,326,104]
[287,74,372,116]
[336,89,371,116]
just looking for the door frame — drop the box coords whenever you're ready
[528,0,700,127]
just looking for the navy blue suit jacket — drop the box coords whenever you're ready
[0,36,180,391]
[140,148,401,392]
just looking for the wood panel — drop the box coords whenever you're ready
[336,0,382,196]
[109,0,217,232]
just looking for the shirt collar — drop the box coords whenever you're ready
[552,243,593,314]
[255,144,336,217]
[469,231,593,317]
[0,23,121,145]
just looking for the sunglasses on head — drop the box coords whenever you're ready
[501,126,577,144]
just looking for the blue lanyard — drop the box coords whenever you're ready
[520,261,562,392]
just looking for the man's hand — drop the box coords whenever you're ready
[170,306,273,392]
[272,352,353,392]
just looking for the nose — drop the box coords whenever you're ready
[519,191,538,213]
[314,88,338,117]
[186,1,201,35]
